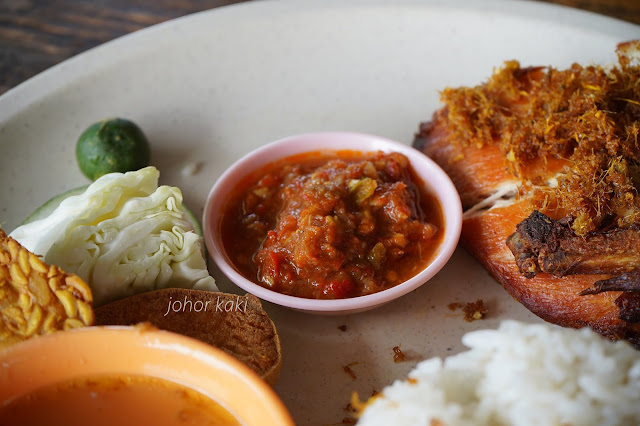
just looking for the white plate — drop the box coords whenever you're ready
[0,0,637,424]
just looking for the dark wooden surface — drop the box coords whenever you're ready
[0,0,638,95]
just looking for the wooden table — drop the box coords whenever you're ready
[0,0,638,95]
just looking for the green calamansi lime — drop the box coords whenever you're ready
[76,118,151,180]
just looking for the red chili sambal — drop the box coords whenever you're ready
[220,150,443,299]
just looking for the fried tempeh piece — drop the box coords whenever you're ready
[0,228,94,347]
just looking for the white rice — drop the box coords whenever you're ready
[357,321,640,426]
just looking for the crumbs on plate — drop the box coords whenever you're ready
[448,299,488,322]
[343,362,359,380]
[392,345,407,363]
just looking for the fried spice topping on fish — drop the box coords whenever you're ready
[417,40,640,288]
[416,40,640,237]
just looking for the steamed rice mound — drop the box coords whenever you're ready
[357,321,640,426]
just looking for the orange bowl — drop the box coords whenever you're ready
[0,326,293,425]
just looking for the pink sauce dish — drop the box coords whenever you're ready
[203,132,462,314]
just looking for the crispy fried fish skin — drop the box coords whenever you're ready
[615,292,640,324]
[0,228,94,347]
[507,213,640,331]
[507,211,640,278]
[581,271,640,296]
[459,200,640,346]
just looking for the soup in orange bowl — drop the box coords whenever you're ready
[0,325,293,426]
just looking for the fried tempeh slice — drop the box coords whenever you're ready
[0,228,94,348]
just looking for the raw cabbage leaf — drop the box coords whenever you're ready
[10,167,218,306]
